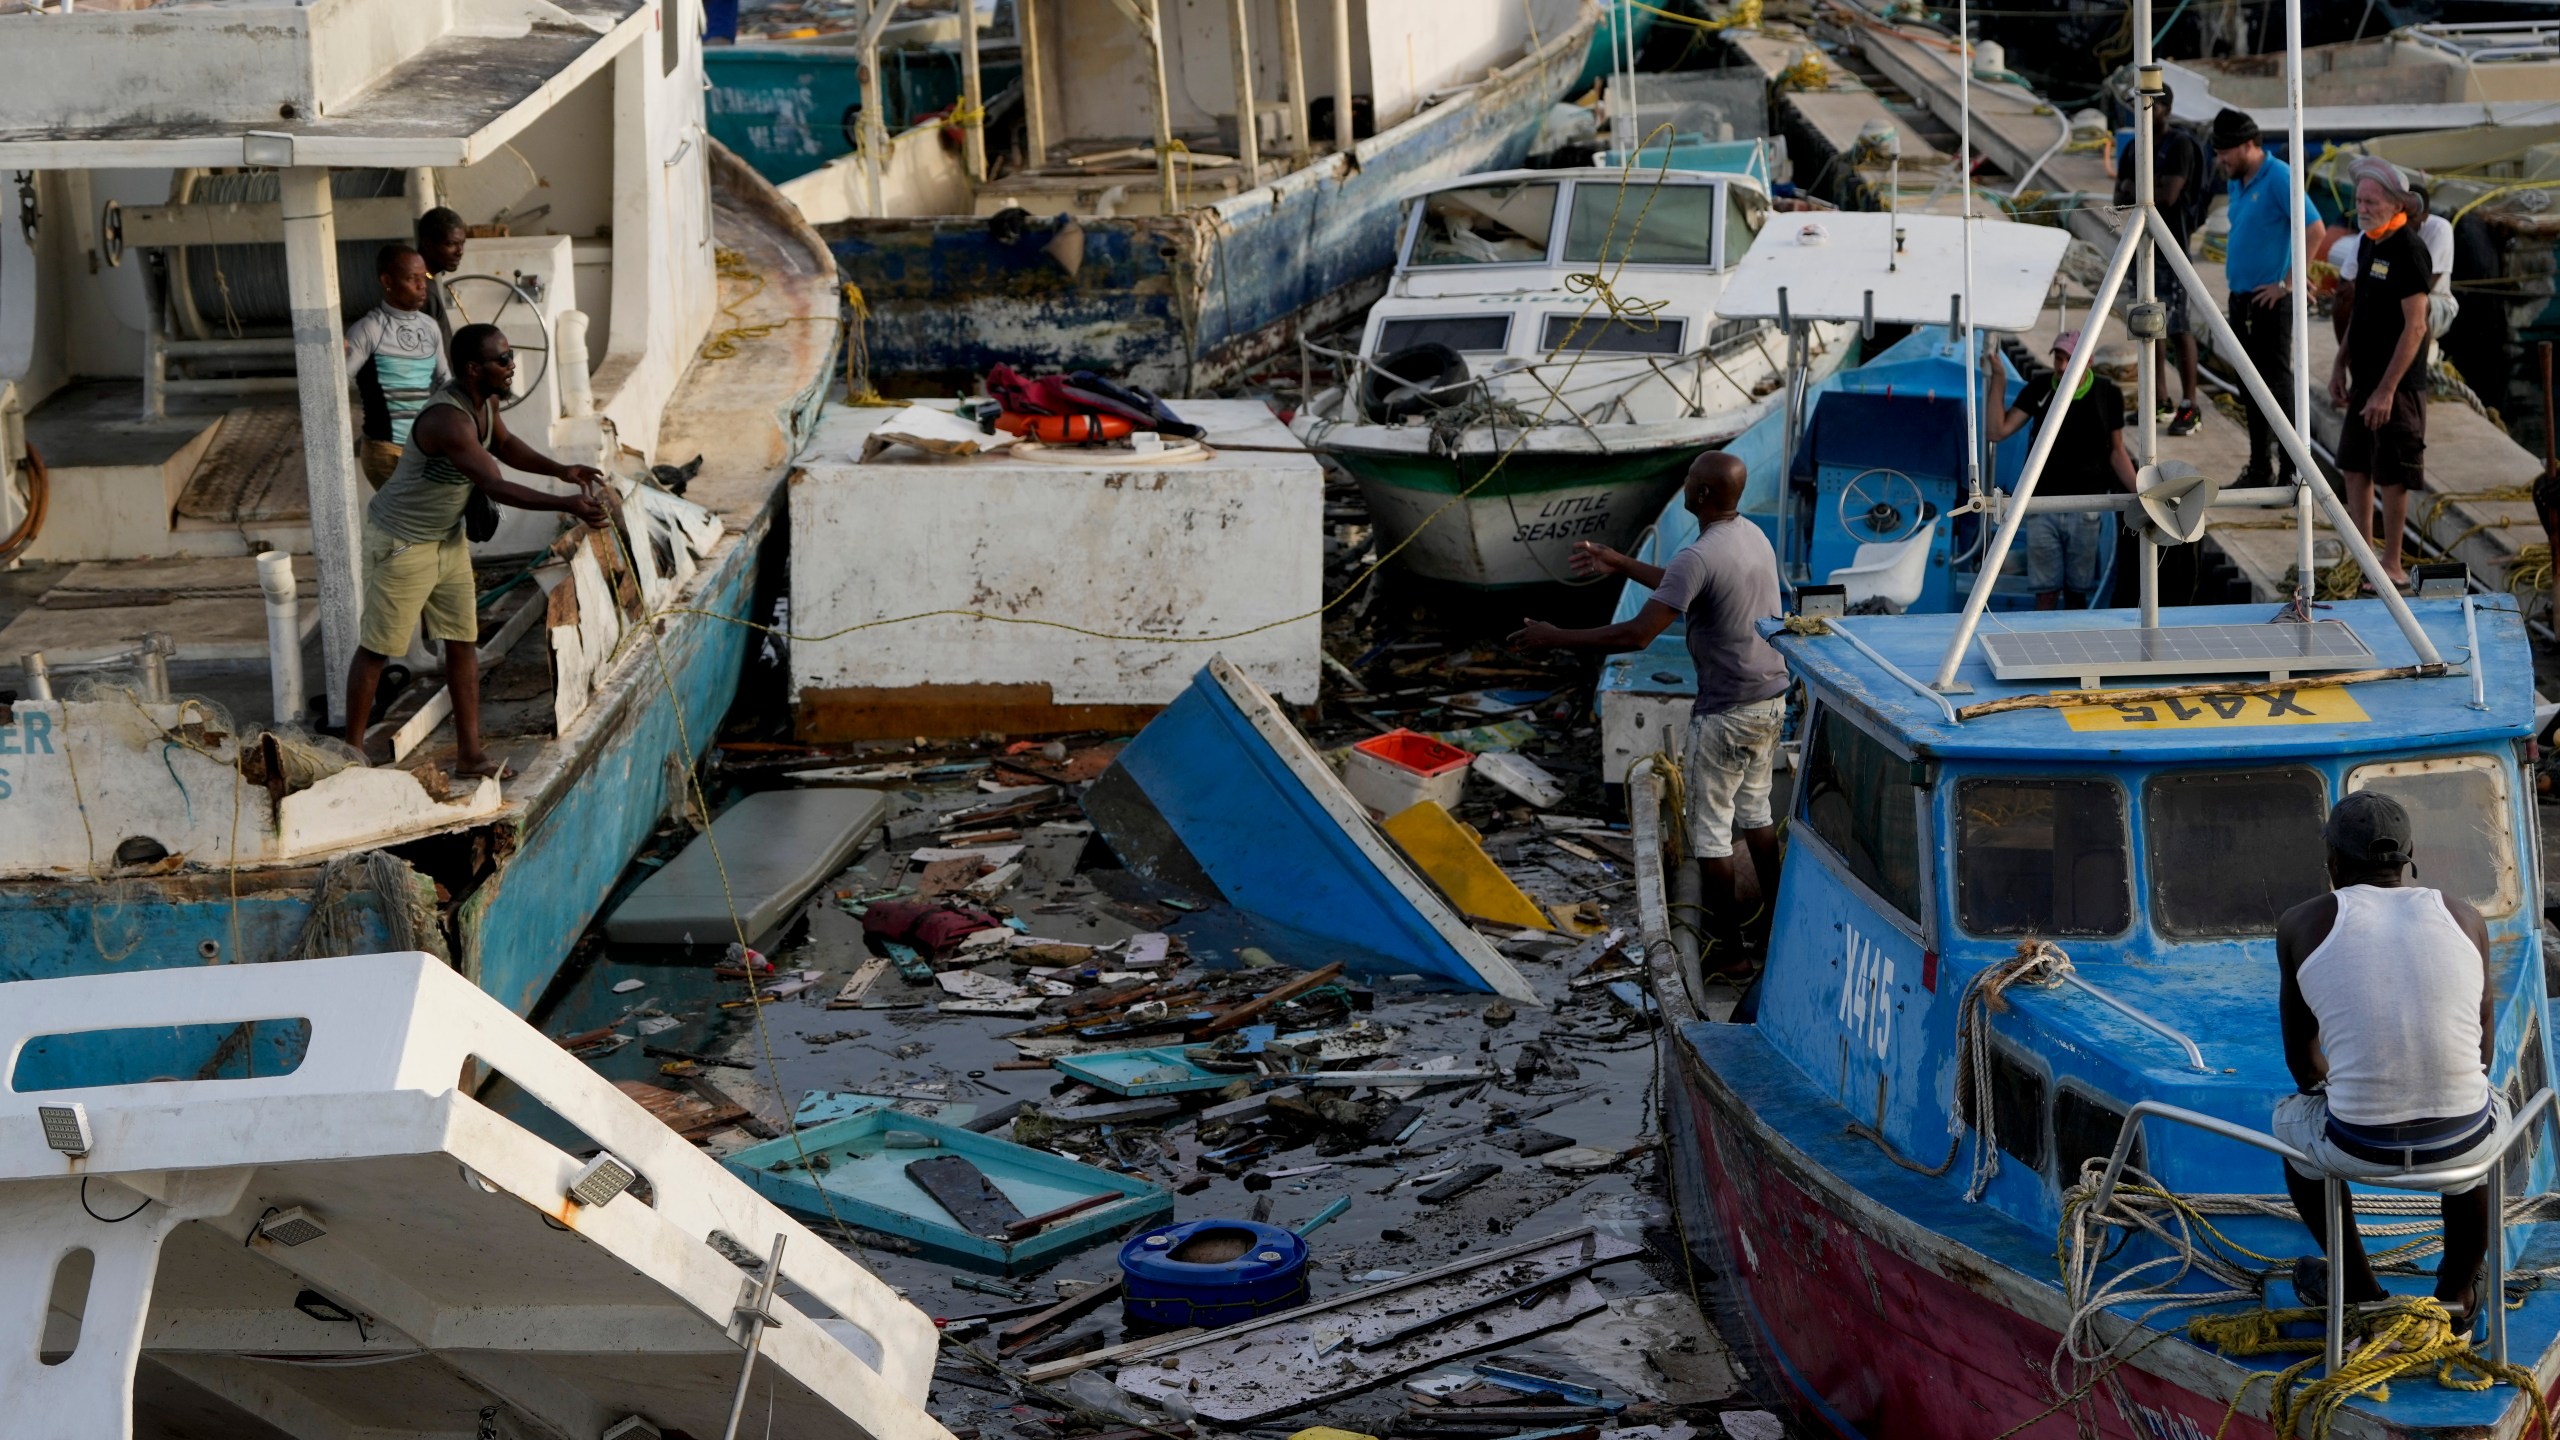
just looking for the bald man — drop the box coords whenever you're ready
[1513,452,1789,964]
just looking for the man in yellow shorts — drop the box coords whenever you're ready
[350,322,611,782]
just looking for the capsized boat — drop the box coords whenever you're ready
[1083,656,1541,1005]
[0,952,952,1440]
[1295,154,1854,589]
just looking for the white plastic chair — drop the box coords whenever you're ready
[1826,517,1938,613]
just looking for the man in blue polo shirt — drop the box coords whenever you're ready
[2214,107,2321,487]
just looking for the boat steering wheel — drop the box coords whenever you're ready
[439,273,552,413]
[1836,468,1927,547]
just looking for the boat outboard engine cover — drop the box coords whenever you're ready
[1362,343,1476,424]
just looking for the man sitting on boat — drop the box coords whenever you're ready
[1982,330,2136,609]
[2274,790,2501,1328]
[346,322,613,782]
[1509,452,1788,964]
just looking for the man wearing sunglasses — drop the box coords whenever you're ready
[350,322,612,782]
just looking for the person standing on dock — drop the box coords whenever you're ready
[1983,329,2138,608]
[2115,87,2205,438]
[346,323,613,783]
[344,244,450,491]
[2273,791,2501,1330]
[1508,452,1788,967]
[2211,108,2320,488]
[2330,157,2433,591]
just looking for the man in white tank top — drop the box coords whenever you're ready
[2272,791,2502,1327]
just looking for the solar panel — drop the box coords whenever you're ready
[1980,622,2376,685]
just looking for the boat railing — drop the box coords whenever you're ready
[1297,332,1740,426]
[2090,1089,2558,1372]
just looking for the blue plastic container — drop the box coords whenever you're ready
[1119,1219,1310,1329]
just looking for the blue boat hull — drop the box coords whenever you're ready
[820,15,1596,395]
[1083,657,1538,1002]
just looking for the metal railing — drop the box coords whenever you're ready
[2092,1089,2557,1372]
[19,633,175,702]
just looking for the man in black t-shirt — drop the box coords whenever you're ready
[2329,157,2432,591]
[2114,88,2204,437]
[1987,330,2139,608]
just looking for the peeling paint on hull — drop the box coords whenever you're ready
[821,15,1597,396]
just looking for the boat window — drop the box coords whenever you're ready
[2345,755,2517,917]
[1410,183,1558,267]
[1986,1047,2047,1171]
[2054,1087,2138,1186]
[1540,313,1687,356]
[1801,708,1924,921]
[1377,316,1513,354]
[2145,768,2329,936]
[1562,181,1717,266]
[1955,778,2130,937]
[1723,184,1768,267]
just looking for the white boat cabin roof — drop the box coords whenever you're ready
[1717,210,2073,334]
[1389,167,1768,294]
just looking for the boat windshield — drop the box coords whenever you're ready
[1956,778,2130,936]
[2146,768,2330,936]
[1801,708,1924,920]
[1562,181,1717,267]
[1723,183,1766,267]
[2346,755,2518,916]
[1410,182,1559,267]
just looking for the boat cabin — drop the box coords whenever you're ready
[1756,598,2548,1239]
[1353,167,1777,428]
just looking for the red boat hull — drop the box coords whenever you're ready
[1666,1041,2279,1440]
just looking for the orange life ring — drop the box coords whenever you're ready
[995,412,1135,444]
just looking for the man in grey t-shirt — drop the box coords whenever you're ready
[1513,452,1790,964]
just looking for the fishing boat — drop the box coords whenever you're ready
[0,951,954,1440]
[1295,154,1852,590]
[794,0,1600,396]
[2167,21,2560,140]
[1633,34,2560,1432]
[0,0,839,1069]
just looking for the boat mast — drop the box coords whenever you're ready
[1924,0,2446,692]
[2285,0,2316,611]
[1959,0,1981,519]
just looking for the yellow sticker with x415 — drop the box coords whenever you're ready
[2055,686,2371,730]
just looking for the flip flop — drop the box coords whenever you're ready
[452,759,517,784]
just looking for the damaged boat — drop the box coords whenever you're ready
[0,0,839,1064]
[1295,158,1848,590]
[794,0,1600,396]
[0,951,955,1440]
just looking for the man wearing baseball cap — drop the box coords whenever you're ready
[1984,328,2137,607]
[2272,790,2500,1330]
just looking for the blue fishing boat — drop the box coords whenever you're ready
[1083,656,1542,1004]
[1635,93,2558,1429]
[807,1,1599,395]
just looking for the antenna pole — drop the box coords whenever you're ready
[1959,0,1980,513]
[2134,2,2163,627]
[2286,0,2316,611]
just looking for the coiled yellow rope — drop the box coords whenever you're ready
[2189,1298,2553,1440]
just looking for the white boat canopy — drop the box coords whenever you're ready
[1717,212,2071,332]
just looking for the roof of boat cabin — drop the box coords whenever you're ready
[1397,167,1765,202]
[1765,595,2533,762]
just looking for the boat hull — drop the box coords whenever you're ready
[818,15,1596,396]
[1665,1028,2289,1440]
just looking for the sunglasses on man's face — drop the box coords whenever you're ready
[481,351,517,369]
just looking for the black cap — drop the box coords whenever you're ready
[2210,107,2260,150]
[2325,791,2414,869]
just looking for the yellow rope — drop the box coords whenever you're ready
[840,282,887,406]
[1624,0,1763,32]
[700,247,780,363]
[1632,749,1687,865]
[2190,1298,2553,1440]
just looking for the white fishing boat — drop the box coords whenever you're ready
[0,0,840,1045]
[0,951,953,1440]
[2166,20,2560,138]
[1293,155,1852,590]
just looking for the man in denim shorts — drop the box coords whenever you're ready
[1513,452,1790,963]
[1986,329,2138,607]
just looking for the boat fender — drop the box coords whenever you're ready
[1120,1219,1310,1329]
[1362,343,1475,424]
[996,412,1136,444]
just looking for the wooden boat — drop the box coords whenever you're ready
[1082,656,1542,1004]
[0,953,953,1440]
[724,1108,1172,1273]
